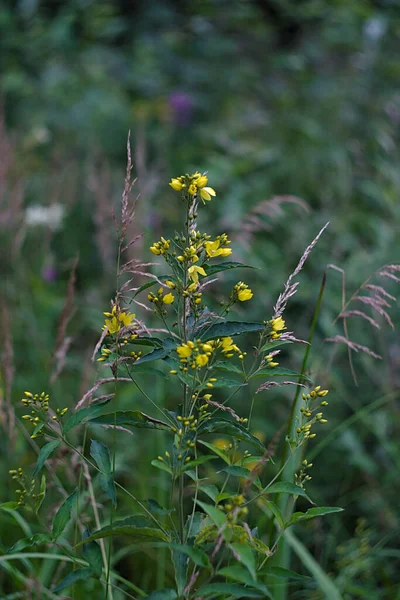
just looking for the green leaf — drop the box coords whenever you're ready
[259,340,294,353]
[197,321,265,341]
[151,459,173,475]
[172,548,186,596]
[88,411,171,431]
[197,484,219,502]
[265,481,314,504]
[196,500,226,529]
[35,474,46,513]
[135,337,177,364]
[146,590,178,600]
[82,529,103,578]
[7,533,50,554]
[166,543,211,568]
[129,365,168,378]
[197,440,231,464]
[133,281,157,298]
[76,522,170,546]
[204,261,256,277]
[90,440,117,507]
[63,397,112,434]
[260,500,285,529]
[214,361,244,375]
[250,368,313,383]
[196,583,265,598]
[33,440,60,476]
[198,419,265,452]
[221,466,262,489]
[286,506,344,527]
[260,566,311,581]
[177,455,217,474]
[53,568,93,593]
[230,543,256,580]
[201,378,247,389]
[146,499,174,516]
[0,502,20,511]
[52,488,78,541]
[217,567,272,597]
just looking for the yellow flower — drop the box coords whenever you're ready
[169,178,184,191]
[270,317,286,332]
[149,237,170,255]
[188,265,206,283]
[196,354,209,367]
[165,280,176,289]
[205,239,232,258]
[238,288,253,302]
[176,344,192,358]
[188,183,197,195]
[199,187,216,203]
[150,245,161,255]
[104,306,135,334]
[163,293,175,304]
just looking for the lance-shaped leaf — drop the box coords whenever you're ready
[90,440,117,507]
[82,529,103,578]
[196,500,227,529]
[259,340,294,353]
[63,397,112,434]
[134,337,177,364]
[7,533,50,554]
[204,261,256,277]
[53,568,94,593]
[198,418,265,452]
[250,368,313,383]
[33,439,60,476]
[264,481,314,504]
[196,583,266,598]
[286,506,344,527]
[197,321,265,341]
[52,488,78,540]
[76,517,170,546]
[88,410,171,431]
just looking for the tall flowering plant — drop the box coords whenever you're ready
[7,161,342,600]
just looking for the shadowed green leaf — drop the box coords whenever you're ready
[63,397,112,434]
[90,440,116,507]
[151,459,173,475]
[7,533,50,554]
[250,368,313,382]
[177,455,217,474]
[204,261,256,277]
[196,582,265,598]
[197,321,265,341]
[53,568,93,593]
[230,543,256,580]
[52,488,78,540]
[82,529,103,578]
[265,481,314,504]
[286,506,343,527]
[198,440,231,464]
[146,590,178,600]
[259,566,311,581]
[88,411,171,431]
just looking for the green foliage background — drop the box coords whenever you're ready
[0,0,399,598]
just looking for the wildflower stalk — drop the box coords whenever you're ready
[270,270,326,600]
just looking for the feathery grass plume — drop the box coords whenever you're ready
[328,262,399,382]
[273,222,329,319]
[325,335,382,360]
[119,130,138,241]
[238,195,310,248]
[76,379,129,409]
[256,380,306,394]
[50,336,73,384]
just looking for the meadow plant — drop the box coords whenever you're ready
[5,152,349,599]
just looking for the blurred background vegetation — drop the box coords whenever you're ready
[0,0,399,598]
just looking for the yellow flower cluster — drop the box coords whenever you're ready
[297,386,329,441]
[220,336,246,360]
[233,282,253,302]
[148,287,175,305]
[103,305,135,335]
[20,391,68,438]
[176,340,211,369]
[8,467,36,507]
[169,172,216,204]
[269,316,286,339]
[150,237,170,255]
[264,353,279,368]
[204,234,232,258]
